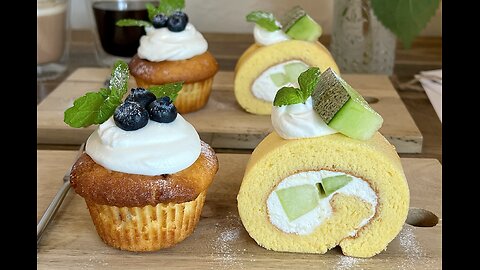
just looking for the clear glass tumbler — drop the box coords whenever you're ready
[87,0,155,67]
[37,0,70,81]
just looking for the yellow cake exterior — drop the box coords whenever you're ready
[234,40,340,115]
[237,132,409,258]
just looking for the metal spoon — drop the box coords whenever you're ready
[37,143,85,247]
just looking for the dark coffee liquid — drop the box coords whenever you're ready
[93,1,153,57]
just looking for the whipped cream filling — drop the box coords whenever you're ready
[137,23,208,62]
[251,60,307,102]
[253,24,290,46]
[85,115,201,176]
[267,170,377,235]
[272,97,338,139]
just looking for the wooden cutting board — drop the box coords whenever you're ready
[37,150,441,269]
[37,68,422,152]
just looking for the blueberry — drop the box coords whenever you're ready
[152,13,168,28]
[124,88,156,108]
[148,96,177,123]
[114,102,149,131]
[167,11,188,32]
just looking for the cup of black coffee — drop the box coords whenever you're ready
[88,0,156,67]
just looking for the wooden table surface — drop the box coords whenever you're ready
[37,150,442,269]
[37,30,442,162]
[38,69,423,153]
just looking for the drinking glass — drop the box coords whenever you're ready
[37,0,70,81]
[87,0,155,67]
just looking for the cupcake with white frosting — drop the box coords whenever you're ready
[64,61,219,251]
[117,0,218,113]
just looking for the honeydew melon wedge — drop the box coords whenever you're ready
[322,175,352,196]
[270,62,309,87]
[270,73,288,87]
[275,175,353,222]
[276,184,320,221]
[312,68,383,140]
[284,62,309,82]
[280,6,322,42]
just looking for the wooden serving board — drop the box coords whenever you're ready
[37,150,441,269]
[37,68,422,153]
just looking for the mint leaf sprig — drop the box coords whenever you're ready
[116,19,152,28]
[117,0,185,28]
[246,11,281,32]
[148,82,184,102]
[64,60,185,128]
[145,2,158,22]
[157,0,185,17]
[273,67,321,107]
[64,60,129,128]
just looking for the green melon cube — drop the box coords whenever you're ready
[285,15,323,42]
[328,96,384,140]
[270,73,288,87]
[312,68,384,140]
[275,184,320,221]
[322,175,352,196]
[280,6,322,42]
[284,62,309,82]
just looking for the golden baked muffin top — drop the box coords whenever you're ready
[129,51,218,84]
[70,141,218,207]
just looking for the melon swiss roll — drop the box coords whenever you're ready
[237,68,410,258]
[234,6,339,115]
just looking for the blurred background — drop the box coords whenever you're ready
[39,0,442,144]
[71,0,442,36]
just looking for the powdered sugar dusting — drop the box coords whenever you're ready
[335,256,365,270]
[208,212,250,269]
[396,225,435,269]
[219,228,240,242]
[75,251,110,269]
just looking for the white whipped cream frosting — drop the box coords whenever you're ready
[85,115,201,176]
[137,23,208,62]
[253,24,290,46]
[272,97,338,139]
[267,170,377,235]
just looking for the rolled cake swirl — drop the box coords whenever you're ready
[237,131,409,258]
[234,40,339,115]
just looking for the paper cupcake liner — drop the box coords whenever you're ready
[135,77,213,114]
[173,78,214,113]
[85,191,206,251]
